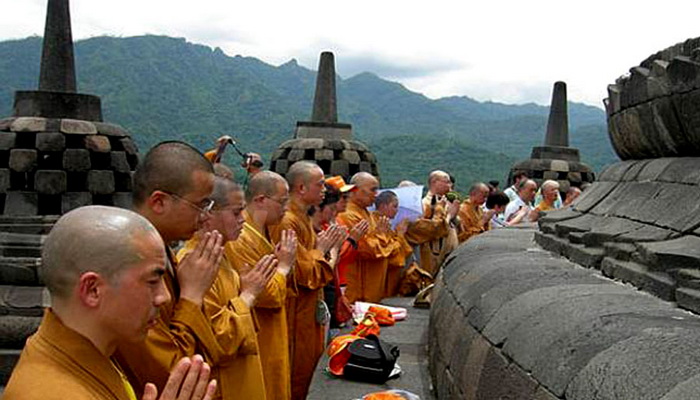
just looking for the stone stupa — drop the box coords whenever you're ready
[269,52,379,181]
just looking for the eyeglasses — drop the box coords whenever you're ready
[164,192,215,215]
[265,195,289,206]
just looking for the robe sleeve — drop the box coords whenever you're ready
[457,203,484,243]
[226,241,287,309]
[404,217,450,246]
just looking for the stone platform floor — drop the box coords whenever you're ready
[307,296,435,400]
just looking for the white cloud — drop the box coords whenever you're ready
[2,0,700,107]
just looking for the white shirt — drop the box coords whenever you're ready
[504,196,532,223]
[504,186,518,202]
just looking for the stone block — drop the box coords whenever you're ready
[325,140,346,151]
[601,257,675,300]
[603,242,637,261]
[61,192,92,213]
[10,117,46,133]
[292,138,324,149]
[656,157,700,185]
[543,170,559,180]
[93,122,128,137]
[4,192,37,215]
[84,135,111,153]
[87,170,115,195]
[340,150,360,164]
[0,257,39,286]
[330,160,349,177]
[119,137,138,155]
[60,119,97,134]
[637,236,700,272]
[274,159,289,175]
[550,159,570,172]
[114,172,133,192]
[0,117,15,131]
[358,161,372,173]
[567,244,605,269]
[615,224,677,243]
[112,192,133,209]
[34,170,67,195]
[35,132,65,152]
[475,347,538,399]
[0,132,16,150]
[110,151,131,173]
[314,149,334,160]
[597,160,637,182]
[0,315,41,349]
[9,149,37,173]
[287,149,306,162]
[0,285,46,316]
[0,169,9,193]
[63,149,91,171]
[676,287,700,314]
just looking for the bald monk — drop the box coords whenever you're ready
[405,170,460,276]
[226,171,298,400]
[338,172,398,303]
[116,141,227,393]
[269,161,345,400]
[458,182,491,243]
[178,177,279,399]
[374,191,413,298]
[4,206,216,400]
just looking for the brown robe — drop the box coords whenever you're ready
[4,309,134,400]
[404,192,454,276]
[458,198,487,243]
[270,200,333,400]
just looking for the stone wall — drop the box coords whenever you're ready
[430,228,700,400]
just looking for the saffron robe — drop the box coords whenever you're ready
[270,200,333,400]
[4,309,134,400]
[404,193,453,276]
[458,198,487,243]
[115,249,226,396]
[382,216,413,298]
[178,237,266,400]
[227,210,291,400]
[337,202,398,304]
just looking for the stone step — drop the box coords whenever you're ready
[0,223,54,235]
[601,257,676,301]
[0,349,22,386]
[0,257,41,286]
[0,315,40,349]
[0,285,48,317]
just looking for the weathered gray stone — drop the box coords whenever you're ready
[113,172,133,192]
[83,135,111,153]
[601,257,675,300]
[0,257,39,286]
[662,373,700,400]
[0,118,15,131]
[566,244,605,269]
[0,285,46,316]
[60,119,96,134]
[603,242,637,261]
[314,149,334,160]
[0,132,17,151]
[582,217,645,246]
[0,315,40,348]
[61,192,91,213]
[34,170,67,195]
[274,159,289,175]
[10,117,47,133]
[62,148,91,171]
[9,149,37,173]
[35,131,65,151]
[597,160,637,181]
[119,138,138,155]
[330,160,349,177]
[637,236,700,272]
[4,192,38,216]
[358,161,373,173]
[340,150,360,164]
[87,170,114,195]
[110,151,130,173]
[93,122,128,137]
[656,157,700,184]
[112,192,133,209]
[676,287,700,314]
[615,224,677,243]
[291,138,324,149]
[553,214,602,238]
[0,169,10,193]
[287,149,306,162]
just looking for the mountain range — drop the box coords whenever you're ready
[0,35,617,190]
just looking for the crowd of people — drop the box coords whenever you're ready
[3,141,586,400]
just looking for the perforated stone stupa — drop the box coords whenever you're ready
[509,81,595,192]
[269,52,379,180]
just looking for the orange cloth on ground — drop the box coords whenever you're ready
[4,309,134,400]
[227,210,291,400]
[269,200,333,400]
[351,313,382,337]
[368,305,396,326]
[337,202,398,304]
[177,236,266,400]
[458,198,488,243]
[327,334,362,376]
[404,194,453,276]
[115,248,228,395]
[384,219,413,298]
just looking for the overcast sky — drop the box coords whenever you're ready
[1,0,699,108]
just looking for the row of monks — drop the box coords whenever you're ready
[4,141,464,400]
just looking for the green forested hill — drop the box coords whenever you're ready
[0,35,617,190]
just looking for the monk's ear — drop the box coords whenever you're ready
[77,272,105,308]
[147,191,169,215]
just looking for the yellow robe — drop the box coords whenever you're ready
[270,200,333,400]
[404,194,453,276]
[178,237,266,400]
[458,198,487,243]
[4,309,134,400]
[227,210,291,400]
[115,249,228,396]
[337,202,398,304]
[383,217,413,298]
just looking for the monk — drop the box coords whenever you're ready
[269,161,345,400]
[374,191,413,297]
[338,172,398,303]
[178,177,279,399]
[4,206,216,400]
[116,141,226,394]
[458,182,491,243]
[404,170,460,276]
[227,171,298,400]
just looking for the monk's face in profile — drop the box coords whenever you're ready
[354,177,379,208]
[166,170,215,241]
[215,191,246,242]
[100,231,170,343]
[301,167,325,206]
[379,199,399,219]
[265,181,290,225]
[431,175,452,196]
[471,186,490,206]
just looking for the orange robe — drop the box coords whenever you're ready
[458,198,488,243]
[404,194,453,276]
[270,200,333,400]
[177,237,266,400]
[383,217,413,298]
[115,249,226,395]
[228,210,291,400]
[337,202,399,304]
[4,309,134,400]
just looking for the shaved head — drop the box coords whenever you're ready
[246,171,288,202]
[350,172,379,208]
[133,141,214,206]
[350,172,377,186]
[286,161,322,189]
[375,190,398,208]
[210,177,243,209]
[428,170,450,185]
[41,206,163,300]
[469,182,489,196]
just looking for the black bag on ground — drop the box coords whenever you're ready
[343,334,400,383]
